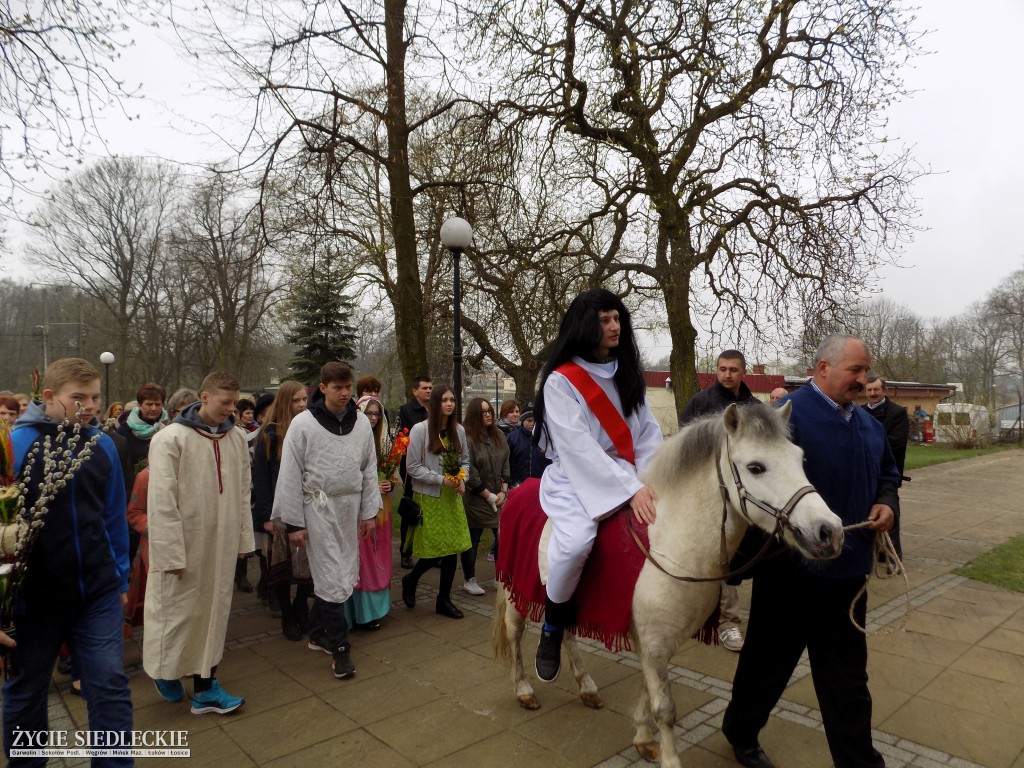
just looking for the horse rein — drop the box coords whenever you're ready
[626,435,819,584]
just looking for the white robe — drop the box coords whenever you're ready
[539,357,663,602]
[271,409,380,604]
[143,423,254,680]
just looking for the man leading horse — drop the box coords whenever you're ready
[530,288,663,682]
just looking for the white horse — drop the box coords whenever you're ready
[492,402,845,768]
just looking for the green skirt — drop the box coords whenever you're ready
[411,487,471,559]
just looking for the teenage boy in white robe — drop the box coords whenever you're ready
[145,371,254,715]
[531,289,663,682]
[272,361,379,679]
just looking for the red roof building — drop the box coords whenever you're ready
[644,371,786,395]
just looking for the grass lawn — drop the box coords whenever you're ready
[903,443,1016,471]
[954,535,1024,594]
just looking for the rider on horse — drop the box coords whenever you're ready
[531,289,663,682]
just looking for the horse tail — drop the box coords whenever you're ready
[492,583,513,664]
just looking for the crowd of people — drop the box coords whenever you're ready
[0,289,903,768]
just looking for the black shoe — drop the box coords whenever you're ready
[729,740,776,768]
[56,656,73,675]
[400,555,414,569]
[235,575,254,593]
[435,600,464,619]
[401,575,416,609]
[535,627,563,682]
[332,644,355,679]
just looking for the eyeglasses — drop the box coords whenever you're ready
[480,408,493,414]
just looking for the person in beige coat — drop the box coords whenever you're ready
[143,371,255,715]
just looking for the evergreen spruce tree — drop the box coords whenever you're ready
[284,258,358,383]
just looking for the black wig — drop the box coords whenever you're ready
[532,289,645,447]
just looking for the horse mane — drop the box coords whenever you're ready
[644,404,789,491]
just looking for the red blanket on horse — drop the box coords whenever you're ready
[497,478,718,652]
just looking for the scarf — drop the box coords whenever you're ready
[127,407,166,440]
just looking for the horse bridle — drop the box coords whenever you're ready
[627,434,819,584]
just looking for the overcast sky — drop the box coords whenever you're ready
[8,0,1023,333]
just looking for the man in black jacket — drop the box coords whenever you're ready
[863,376,909,557]
[395,376,431,568]
[679,350,758,424]
[678,349,759,652]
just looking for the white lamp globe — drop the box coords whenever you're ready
[440,217,473,250]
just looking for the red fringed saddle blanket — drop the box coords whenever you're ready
[497,478,718,652]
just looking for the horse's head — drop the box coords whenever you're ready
[719,403,843,561]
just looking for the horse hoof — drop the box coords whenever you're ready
[517,694,541,710]
[580,691,604,709]
[635,741,660,762]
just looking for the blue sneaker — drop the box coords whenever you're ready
[154,678,185,703]
[191,680,244,715]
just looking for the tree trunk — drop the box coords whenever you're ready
[510,362,541,406]
[385,0,428,390]
[663,238,699,416]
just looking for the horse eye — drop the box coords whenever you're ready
[746,462,766,475]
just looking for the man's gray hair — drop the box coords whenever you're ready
[813,334,867,366]
[867,375,885,387]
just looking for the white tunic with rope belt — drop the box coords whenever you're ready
[539,357,664,603]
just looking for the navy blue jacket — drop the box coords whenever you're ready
[507,424,550,486]
[782,385,900,579]
[12,403,130,610]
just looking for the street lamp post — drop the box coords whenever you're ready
[99,352,115,414]
[440,217,473,413]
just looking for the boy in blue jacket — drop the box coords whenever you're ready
[3,358,132,767]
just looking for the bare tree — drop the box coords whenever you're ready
[987,266,1024,393]
[0,0,140,199]
[469,0,923,411]
[170,172,281,382]
[27,156,177,395]
[845,298,943,382]
[182,0,474,390]
[938,304,1010,406]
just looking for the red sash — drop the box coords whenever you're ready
[555,361,635,466]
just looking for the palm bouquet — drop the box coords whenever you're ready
[0,406,105,677]
[438,433,466,484]
[377,426,410,483]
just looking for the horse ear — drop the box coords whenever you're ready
[777,400,793,423]
[723,402,740,434]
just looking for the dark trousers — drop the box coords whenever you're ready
[3,590,133,768]
[460,527,498,581]
[309,596,350,651]
[408,554,457,606]
[722,557,884,768]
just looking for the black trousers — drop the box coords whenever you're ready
[460,527,498,581]
[722,557,884,768]
[308,596,350,652]
[408,554,457,606]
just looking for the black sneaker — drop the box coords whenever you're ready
[332,644,355,679]
[234,575,254,593]
[535,627,563,682]
[400,555,414,569]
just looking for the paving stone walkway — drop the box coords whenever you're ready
[34,449,1024,766]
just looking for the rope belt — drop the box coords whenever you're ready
[301,472,358,510]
